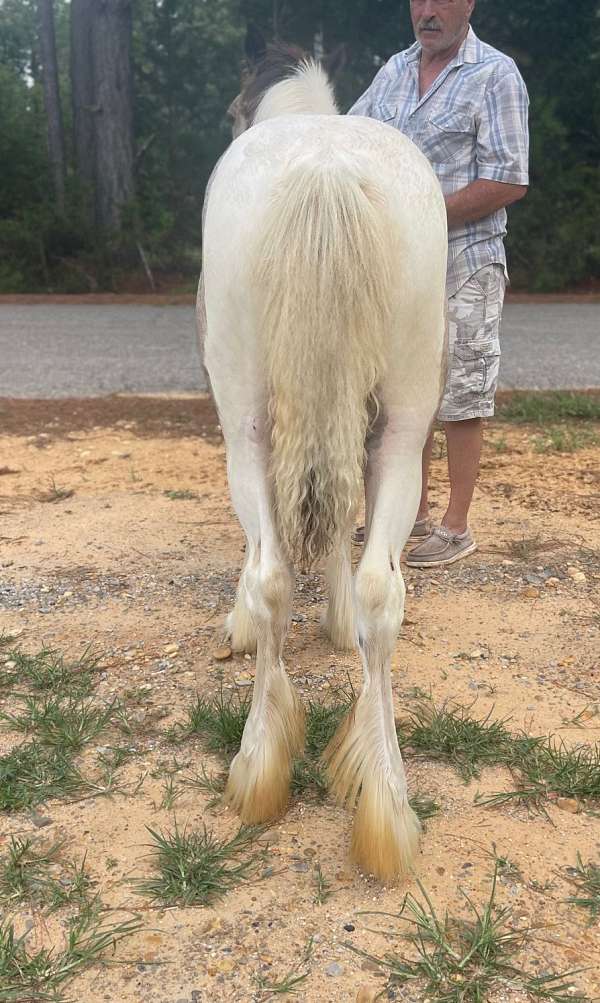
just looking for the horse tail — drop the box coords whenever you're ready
[251,160,393,567]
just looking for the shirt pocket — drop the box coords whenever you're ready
[373,100,397,124]
[419,110,475,164]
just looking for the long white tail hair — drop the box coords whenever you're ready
[251,160,395,566]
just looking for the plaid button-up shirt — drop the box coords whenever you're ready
[349,27,530,295]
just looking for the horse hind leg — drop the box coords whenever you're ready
[225,541,258,654]
[323,416,424,881]
[325,568,420,880]
[225,552,305,822]
[323,537,355,651]
[221,429,305,824]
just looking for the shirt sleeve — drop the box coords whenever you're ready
[347,64,392,118]
[476,62,530,186]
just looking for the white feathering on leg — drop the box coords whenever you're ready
[323,682,420,880]
[225,598,257,654]
[225,548,258,653]
[225,664,305,823]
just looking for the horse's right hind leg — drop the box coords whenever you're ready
[225,541,258,654]
[323,539,355,651]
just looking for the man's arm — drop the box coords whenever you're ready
[452,62,529,231]
[445,178,527,230]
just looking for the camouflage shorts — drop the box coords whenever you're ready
[438,264,506,422]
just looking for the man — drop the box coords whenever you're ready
[350,0,529,567]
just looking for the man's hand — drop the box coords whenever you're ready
[445,179,527,229]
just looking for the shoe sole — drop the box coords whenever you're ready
[406,542,478,568]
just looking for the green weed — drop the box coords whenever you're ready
[0,741,83,812]
[0,903,141,1002]
[133,823,264,906]
[163,489,198,500]
[533,425,598,453]
[1,695,115,751]
[313,863,332,906]
[35,477,75,503]
[182,688,250,755]
[565,854,600,921]
[0,647,98,696]
[397,698,513,781]
[350,864,586,1002]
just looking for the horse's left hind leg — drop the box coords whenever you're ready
[222,430,305,823]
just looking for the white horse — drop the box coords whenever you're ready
[199,35,447,881]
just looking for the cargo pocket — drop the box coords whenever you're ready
[452,339,495,401]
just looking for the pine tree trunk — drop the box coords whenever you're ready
[70,0,95,193]
[92,0,135,233]
[37,0,66,213]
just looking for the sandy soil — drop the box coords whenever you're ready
[1,395,599,1002]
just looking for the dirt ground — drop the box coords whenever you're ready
[1,394,599,1002]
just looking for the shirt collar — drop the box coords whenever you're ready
[405,25,481,66]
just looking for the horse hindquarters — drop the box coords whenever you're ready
[252,161,395,567]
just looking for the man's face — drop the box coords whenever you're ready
[410,0,475,56]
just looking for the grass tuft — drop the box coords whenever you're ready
[533,426,598,453]
[565,854,600,921]
[1,695,115,751]
[313,863,332,906]
[163,489,198,500]
[255,967,309,998]
[35,477,75,503]
[183,689,250,755]
[398,697,513,781]
[0,646,98,696]
[0,741,84,812]
[0,836,93,914]
[0,904,141,1002]
[496,534,563,561]
[350,864,586,1002]
[133,823,264,906]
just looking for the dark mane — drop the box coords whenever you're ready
[242,42,308,123]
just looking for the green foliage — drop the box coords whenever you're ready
[566,855,600,922]
[350,865,587,1002]
[0,0,599,290]
[497,392,600,424]
[0,904,141,1002]
[134,823,264,905]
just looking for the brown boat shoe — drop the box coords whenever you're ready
[352,518,431,546]
[406,525,477,568]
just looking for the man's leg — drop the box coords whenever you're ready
[407,264,504,568]
[441,417,483,534]
[416,428,435,522]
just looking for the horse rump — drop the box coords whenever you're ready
[251,158,395,567]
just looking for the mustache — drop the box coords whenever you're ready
[417,17,442,30]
